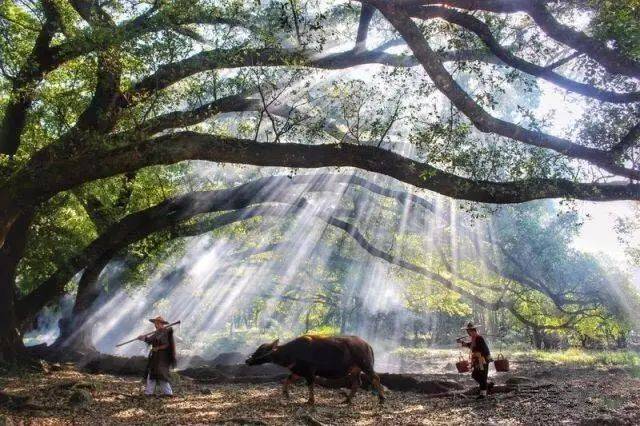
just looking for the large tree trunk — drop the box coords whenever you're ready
[0,212,32,365]
[53,253,113,352]
[615,334,627,349]
[531,328,544,350]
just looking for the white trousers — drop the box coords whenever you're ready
[145,375,173,395]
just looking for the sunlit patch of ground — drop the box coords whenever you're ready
[1,359,640,425]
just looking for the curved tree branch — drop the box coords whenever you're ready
[526,2,640,79]
[366,2,639,180]
[14,172,435,323]
[124,46,495,104]
[385,0,640,78]
[410,6,640,103]
[2,131,639,241]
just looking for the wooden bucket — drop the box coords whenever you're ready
[494,354,510,372]
[456,357,470,373]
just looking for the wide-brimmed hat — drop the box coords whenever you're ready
[461,322,481,331]
[149,316,169,325]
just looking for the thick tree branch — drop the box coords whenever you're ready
[410,6,640,103]
[125,46,498,104]
[381,0,640,78]
[368,3,640,181]
[0,0,58,155]
[15,193,294,323]
[15,172,435,322]
[388,0,532,13]
[0,3,242,156]
[3,132,640,232]
[526,2,640,79]
[610,121,640,158]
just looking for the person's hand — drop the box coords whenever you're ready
[137,335,145,341]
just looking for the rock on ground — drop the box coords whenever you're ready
[505,376,535,386]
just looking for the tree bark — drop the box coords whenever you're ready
[0,212,33,365]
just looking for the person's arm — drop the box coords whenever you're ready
[456,337,471,348]
[136,334,152,344]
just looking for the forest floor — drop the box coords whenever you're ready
[1,351,640,425]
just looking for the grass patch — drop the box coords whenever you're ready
[520,348,640,368]
[628,366,640,378]
[388,347,459,361]
[387,347,640,373]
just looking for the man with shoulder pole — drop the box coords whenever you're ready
[136,316,178,397]
[457,322,495,399]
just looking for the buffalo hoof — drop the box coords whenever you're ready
[341,398,352,405]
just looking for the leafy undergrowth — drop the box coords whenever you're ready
[1,358,640,425]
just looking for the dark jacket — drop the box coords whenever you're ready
[471,336,491,358]
[144,328,177,381]
[463,335,491,366]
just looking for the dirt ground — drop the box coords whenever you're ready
[1,361,639,425]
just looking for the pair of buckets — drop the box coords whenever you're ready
[455,354,509,373]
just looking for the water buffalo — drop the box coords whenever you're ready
[246,335,385,405]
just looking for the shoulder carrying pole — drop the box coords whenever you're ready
[115,320,181,347]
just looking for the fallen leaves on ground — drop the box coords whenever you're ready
[0,362,639,425]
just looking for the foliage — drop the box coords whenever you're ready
[588,0,640,60]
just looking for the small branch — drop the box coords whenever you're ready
[288,0,303,48]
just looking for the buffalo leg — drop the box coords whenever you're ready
[343,366,362,404]
[305,376,315,405]
[369,373,385,404]
[282,373,299,398]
